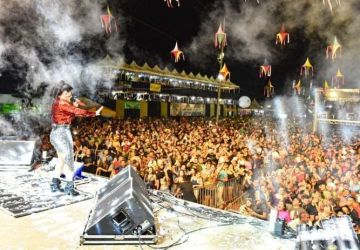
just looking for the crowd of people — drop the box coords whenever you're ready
[41,115,360,231]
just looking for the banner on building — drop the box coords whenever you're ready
[0,103,21,114]
[124,101,140,109]
[150,83,161,92]
[170,103,205,116]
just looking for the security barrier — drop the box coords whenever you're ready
[196,185,218,208]
[77,150,246,211]
[196,177,244,209]
[224,197,243,212]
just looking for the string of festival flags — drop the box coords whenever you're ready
[98,1,345,98]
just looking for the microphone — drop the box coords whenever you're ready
[71,96,86,106]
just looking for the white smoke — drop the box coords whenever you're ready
[0,0,124,137]
[189,0,360,88]
[0,0,122,89]
[189,0,359,147]
[0,117,16,136]
[273,97,289,146]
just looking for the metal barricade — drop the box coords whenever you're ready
[196,185,218,208]
[195,177,244,209]
[225,197,243,212]
[223,178,243,204]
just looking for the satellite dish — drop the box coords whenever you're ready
[238,96,251,108]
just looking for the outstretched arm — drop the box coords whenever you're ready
[59,103,95,117]
[59,104,103,117]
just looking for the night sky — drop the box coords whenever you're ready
[0,0,358,100]
[116,0,308,99]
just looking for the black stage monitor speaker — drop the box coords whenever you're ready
[83,166,154,240]
[0,140,36,170]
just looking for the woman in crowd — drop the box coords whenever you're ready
[144,167,156,189]
[277,200,291,223]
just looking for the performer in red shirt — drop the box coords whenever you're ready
[50,82,103,195]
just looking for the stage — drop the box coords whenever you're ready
[0,168,295,250]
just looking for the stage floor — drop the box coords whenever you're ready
[0,169,295,250]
